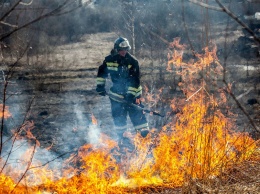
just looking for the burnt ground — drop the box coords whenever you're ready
[1,30,260,157]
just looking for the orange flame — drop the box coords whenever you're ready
[91,113,98,125]
[0,104,11,118]
[167,37,186,71]
[143,85,163,108]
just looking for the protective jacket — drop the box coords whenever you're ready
[96,52,142,101]
[96,51,149,139]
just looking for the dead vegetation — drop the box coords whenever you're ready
[1,0,260,193]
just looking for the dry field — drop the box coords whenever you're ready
[1,31,260,193]
[7,31,257,148]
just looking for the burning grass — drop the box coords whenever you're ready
[1,100,259,193]
[0,38,259,193]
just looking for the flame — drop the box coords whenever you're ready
[167,37,186,71]
[12,121,41,147]
[91,113,98,125]
[143,85,163,108]
[45,143,53,151]
[0,38,259,193]
[0,104,11,119]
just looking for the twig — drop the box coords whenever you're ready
[0,0,22,22]
[0,72,8,156]
[186,87,203,101]
[0,97,35,170]
[185,86,211,102]
[19,0,33,6]
[203,87,211,98]
[28,151,75,170]
[215,0,260,44]
[0,0,79,41]
[236,87,254,100]
[0,21,18,28]
[189,0,260,44]
[1,70,5,82]
[0,130,23,173]
[139,22,169,45]
[223,80,259,133]
[189,0,222,11]
[182,0,196,57]
[11,139,37,193]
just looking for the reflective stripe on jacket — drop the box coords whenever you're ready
[96,52,142,98]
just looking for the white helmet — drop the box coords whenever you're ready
[114,37,131,52]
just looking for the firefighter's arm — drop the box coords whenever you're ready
[96,61,108,96]
[125,60,142,103]
[125,85,142,103]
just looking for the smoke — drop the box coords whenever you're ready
[57,94,103,149]
[0,135,64,181]
[87,124,101,146]
[0,93,104,183]
[73,101,101,146]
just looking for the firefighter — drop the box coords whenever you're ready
[96,37,149,150]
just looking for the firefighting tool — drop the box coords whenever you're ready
[106,93,165,117]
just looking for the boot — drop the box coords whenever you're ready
[139,127,149,138]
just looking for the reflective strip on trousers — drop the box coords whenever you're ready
[114,125,127,137]
[108,89,124,102]
[134,123,149,131]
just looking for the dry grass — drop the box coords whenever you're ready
[135,149,260,193]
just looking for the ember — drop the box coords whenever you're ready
[91,113,98,125]
[0,104,11,119]
[0,39,259,193]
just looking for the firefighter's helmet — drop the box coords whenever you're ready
[114,37,131,52]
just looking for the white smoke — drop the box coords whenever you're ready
[0,135,64,183]
[72,100,101,146]
[87,124,101,146]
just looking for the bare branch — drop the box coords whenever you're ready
[0,0,81,41]
[0,21,18,28]
[140,22,169,45]
[236,87,254,100]
[223,80,260,133]
[182,0,196,57]
[11,139,37,193]
[19,0,34,6]
[28,150,75,170]
[215,0,260,44]
[189,0,260,44]
[0,0,23,22]
[189,0,222,11]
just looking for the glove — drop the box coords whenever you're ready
[125,93,135,103]
[96,86,106,96]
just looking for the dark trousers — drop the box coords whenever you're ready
[109,98,148,138]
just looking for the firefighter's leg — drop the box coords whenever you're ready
[110,99,133,154]
[110,99,127,139]
[128,106,149,138]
